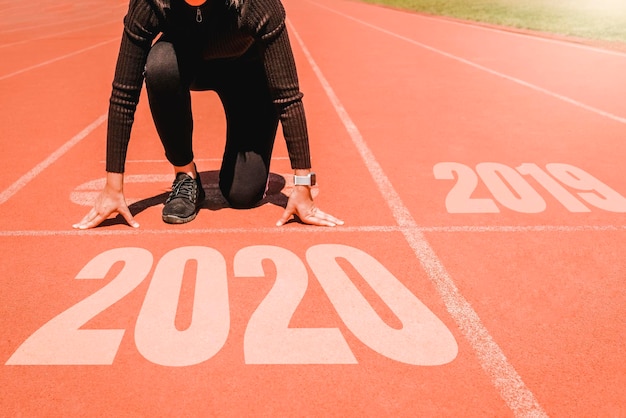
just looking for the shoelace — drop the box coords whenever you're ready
[166,176,196,203]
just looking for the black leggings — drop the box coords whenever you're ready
[144,40,279,209]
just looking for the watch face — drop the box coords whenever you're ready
[294,173,316,186]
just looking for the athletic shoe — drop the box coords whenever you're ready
[162,172,205,224]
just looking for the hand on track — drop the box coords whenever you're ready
[73,185,139,230]
[276,185,343,227]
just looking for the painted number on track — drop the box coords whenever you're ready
[6,245,458,367]
[434,162,626,213]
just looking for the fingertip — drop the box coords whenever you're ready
[276,214,290,227]
[122,213,139,228]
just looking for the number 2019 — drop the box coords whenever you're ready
[434,162,626,213]
[6,245,458,367]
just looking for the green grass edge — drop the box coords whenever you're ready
[358,0,626,44]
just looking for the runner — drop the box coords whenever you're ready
[73,0,343,229]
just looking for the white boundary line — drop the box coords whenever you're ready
[287,17,547,418]
[0,114,107,205]
[0,19,121,50]
[0,5,125,35]
[424,224,626,232]
[0,38,118,81]
[0,226,400,237]
[2,224,626,237]
[309,0,626,58]
[309,0,626,125]
[414,12,626,58]
[103,157,290,164]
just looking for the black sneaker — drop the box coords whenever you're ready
[162,172,205,224]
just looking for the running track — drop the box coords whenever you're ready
[2,0,626,416]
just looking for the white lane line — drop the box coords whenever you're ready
[0,6,125,35]
[423,224,626,232]
[0,114,107,205]
[0,226,401,237]
[310,0,626,126]
[2,224,626,237]
[415,13,626,58]
[287,17,548,418]
[0,19,120,49]
[103,157,290,164]
[0,38,118,81]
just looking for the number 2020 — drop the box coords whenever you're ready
[434,162,626,213]
[6,245,458,367]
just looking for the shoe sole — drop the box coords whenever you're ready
[162,180,205,225]
[162,211,198,224]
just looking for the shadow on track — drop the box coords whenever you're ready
[99,170,288,227]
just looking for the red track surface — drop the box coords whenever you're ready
[2,0,626,416]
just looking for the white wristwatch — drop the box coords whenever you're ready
[294,172,316,186]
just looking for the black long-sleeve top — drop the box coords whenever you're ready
[106,0,311,173]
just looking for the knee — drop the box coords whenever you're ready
[223,186,265,209]
[145,42,179,87]
[220,153,270,209]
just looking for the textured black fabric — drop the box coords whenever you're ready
[145,39,277,208]
[106,0,311,173]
